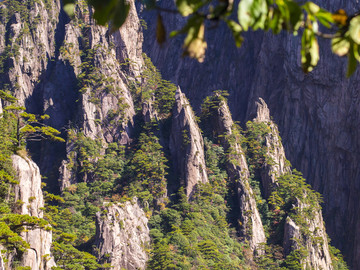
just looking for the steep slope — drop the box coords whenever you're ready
[141,0,360,267]
[249,98,334,269]
[0,1,350,269]
[201,93,266,254]
[170,87,208,198]
[4,155,56,269]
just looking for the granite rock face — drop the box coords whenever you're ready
[283,202,333,270]
[170,87,208,198]
[254,100,333,269]
[208,95,266,253]
[142,1,360,266]
[253,98,291,199]
[9,155,56,270]
[0,0,143,188]
[94,199,150,270]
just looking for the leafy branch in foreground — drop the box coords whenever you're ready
[61,0,360,76]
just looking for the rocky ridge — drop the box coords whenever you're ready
[204,94,266,254]
[254,99,333,269]
[254,98,291,199]
[141,0,360,267]
[170,87,208,198]
[5,155,56,270]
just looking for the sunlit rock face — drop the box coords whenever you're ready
[94,199,150,270]
[170,87,208,198]
[11,155,56,270]
[141,1,360,267]
[208,96,266,254]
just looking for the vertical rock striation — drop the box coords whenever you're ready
[206,94,266,253]
[94,199,150,270]
[254,99,333,269]
[170,87,208,197]
[141,1,360,266]
[11,155,56,270]
[253,98,291,199]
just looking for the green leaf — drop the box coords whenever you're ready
[331,37,350,57]
[90,0,118,26]
[267,8,283,34]
[347,43,358,77]
[238,0,268,31]
[171,15,208,61]
[226,20,243,47]
[89,0,130,29]
[63,3,75,17]
[301,28,319,72]
[156,14,166,44]
[111,0,130,30]
[315,9,334,28]
[284,0,303,31]
[348,16,360,45]
[176,0,203,16]
[304,2,320,15]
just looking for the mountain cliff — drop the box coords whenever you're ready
[141,0,360,268]
[0,0,350,269]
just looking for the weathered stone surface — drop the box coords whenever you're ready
[253,100,333,269]
[94,199,150,270]
[0,254,4,270]
[142,1,360,266]
[284,205,333,270]
[210,96,266,253]
[142,97,158,123]
[283,217,301,256]
[170,87,208,197]
[254,98,291,198]
[11,155,56,270]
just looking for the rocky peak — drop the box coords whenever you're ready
[170,87,208,197]
[10,155,55,270]
[254,98,291,199]
[253,99,333,269]
[94,199,150,270]
[211,97,266,253]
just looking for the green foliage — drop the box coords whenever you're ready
[147,184,249,269]
[44,180,115,269]
[0,95,65,149]
[128,54,176,117]
[124,132,168,209]
[329,245,349,270]
[147,138,249,269]
[51,241,106,270]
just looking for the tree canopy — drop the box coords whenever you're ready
[62,0,360,76]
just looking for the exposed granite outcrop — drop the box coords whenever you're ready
[253,98,291,199]
[283,203,333,270]
[254,99,333,269]
[94,199,150,270]
[0,0,144,188]
[10,155,56,270]
[0,0,60,108]
[207,95,266,253]
[170,87,208,197]
[141,1,360,266]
